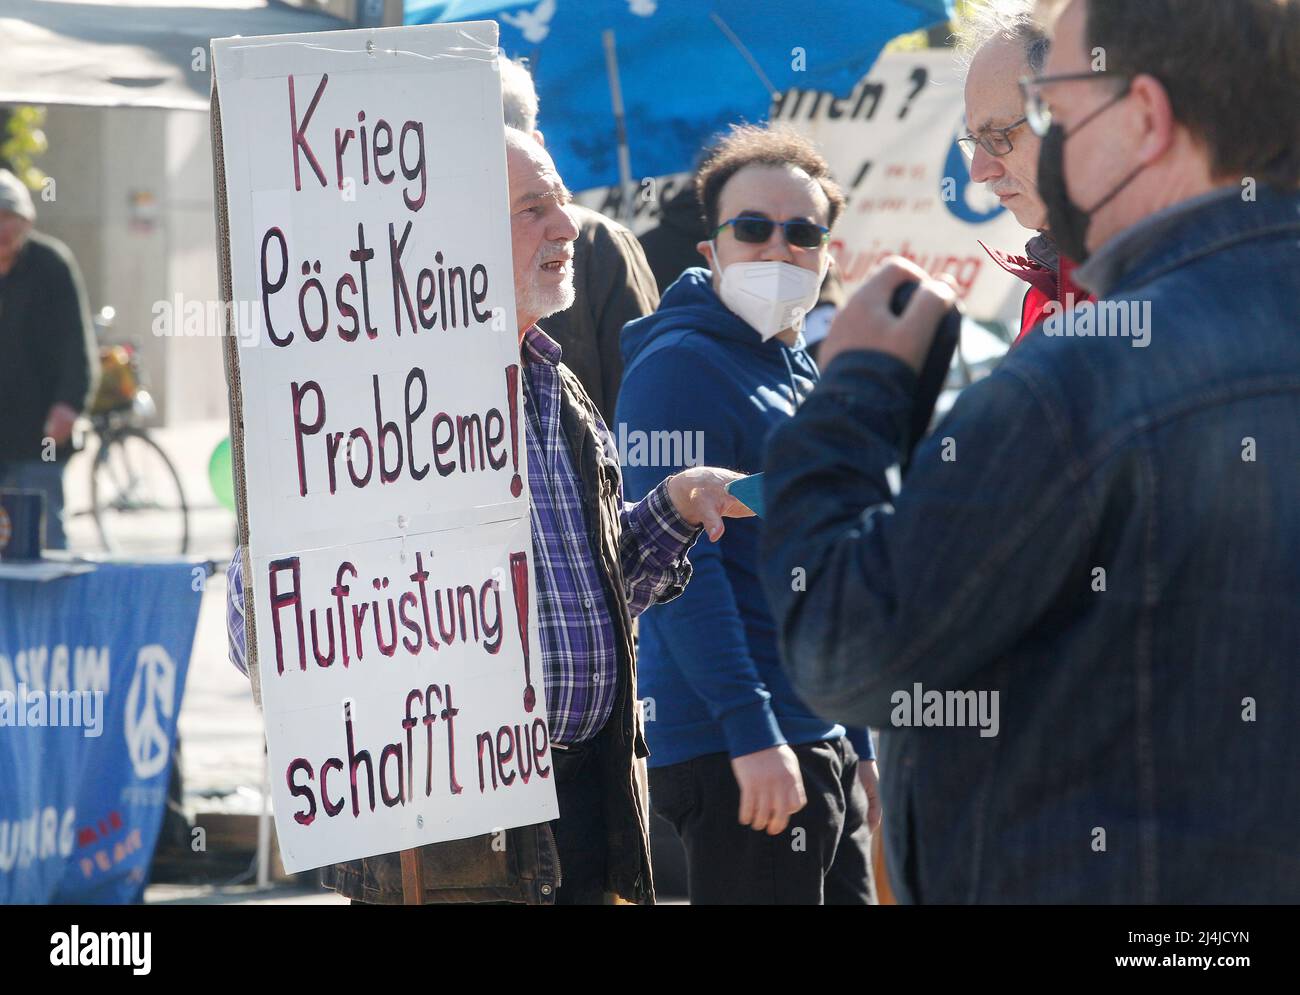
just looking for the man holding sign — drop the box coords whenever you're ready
[225,107,751,903]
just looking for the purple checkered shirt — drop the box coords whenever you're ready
[226,325,700,745]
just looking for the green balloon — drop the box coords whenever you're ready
[209,436,236,514]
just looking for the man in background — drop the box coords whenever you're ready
[637,181,705,297]
[499,57,659,423]
[0,168,96,549]
[959,0,1089,343]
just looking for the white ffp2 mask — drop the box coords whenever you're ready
[714,253,826,341]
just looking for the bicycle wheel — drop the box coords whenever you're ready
[91,428,190,555]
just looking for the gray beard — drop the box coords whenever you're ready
[518,274,576,324]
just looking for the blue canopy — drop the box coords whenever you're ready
[406,0,952,191]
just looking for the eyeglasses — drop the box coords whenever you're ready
[1019,71,1132,136]
[712,215,830,249]
[957,117,1029,159]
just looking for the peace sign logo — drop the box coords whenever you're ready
[124,644,176,779]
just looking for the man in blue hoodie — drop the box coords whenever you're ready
[617,124,878,904]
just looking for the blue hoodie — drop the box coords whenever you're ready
[616,267,872,768]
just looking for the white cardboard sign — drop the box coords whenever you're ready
[212,21,558,874]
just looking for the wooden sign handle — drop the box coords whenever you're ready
[400,847,426,905]
[873,831,896,905]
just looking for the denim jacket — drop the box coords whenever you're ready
[760,186,1300,903]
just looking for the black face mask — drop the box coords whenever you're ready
[1035,89,1146,264]
[1037,124,1093,263]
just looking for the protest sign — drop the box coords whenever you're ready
[211,21,558,875]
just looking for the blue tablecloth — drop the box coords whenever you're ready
[0,559,203,903]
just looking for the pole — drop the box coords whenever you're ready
[602,28,636,223]
[256,744,271,888]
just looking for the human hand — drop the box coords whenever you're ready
[858,758,882,834]
[43,402,78,447]
[730,744,807,835]
[666,466,757,542]
[817,256,960,373]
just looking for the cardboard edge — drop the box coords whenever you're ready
[210,73,263,712]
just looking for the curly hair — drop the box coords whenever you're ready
[694,124,846,235]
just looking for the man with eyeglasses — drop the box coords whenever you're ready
[958,0,1092,345]
[616,124,877,904]
[759,0,1300,902]
[498,57,659,424]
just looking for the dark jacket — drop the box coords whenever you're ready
[0,230,97,461]
[760,187,1300,902]
[319,360,663,904]
[638,182,708,297]
[541,204,659,423]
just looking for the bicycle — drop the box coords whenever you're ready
[67,308,190,555]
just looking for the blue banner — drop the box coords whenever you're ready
[0,562,203,903]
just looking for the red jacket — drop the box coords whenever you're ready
[980,234,1092,345]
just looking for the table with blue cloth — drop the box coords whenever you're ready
[0,558,203,903]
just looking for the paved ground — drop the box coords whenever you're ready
[145,883,347,905]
